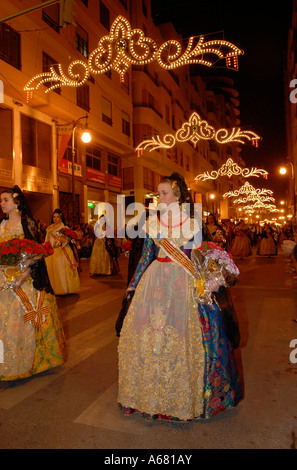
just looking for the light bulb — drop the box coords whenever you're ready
[81,131,91,143]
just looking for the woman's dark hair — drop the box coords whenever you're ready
[159,172,195,217]
[51,208,66,225]
[0,185,54,293]
[1,185,34,220]
[206,213,218,225]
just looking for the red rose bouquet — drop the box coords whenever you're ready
[57,228,77,243]
[0,238,54,290]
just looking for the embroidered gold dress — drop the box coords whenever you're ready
[118,215,242,421]
[0,220,67,381]
[89,237,112,275]
[45,223,80,295]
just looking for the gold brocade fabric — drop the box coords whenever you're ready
[89,238,112,275]
[0,220,67,381]
[45,223,80,295]
[118,236,205,421]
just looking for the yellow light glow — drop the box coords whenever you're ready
[223,182,273,198]
[135,112,260,153]
[24,16,244,97]
[81,131,91,143]
[279,167,287,175]
[195,158,268,181]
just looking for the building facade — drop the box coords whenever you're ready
[0,0,244,227]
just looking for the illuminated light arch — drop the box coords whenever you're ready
[135,112,260,153]
[233,195,275,204]
[222,182,273,198]
[242,201,279,213]
[24,16,244,97]
[195,158,268,181]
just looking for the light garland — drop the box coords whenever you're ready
[242,201,279,213]
[222,182,274,198]
[233,195,275,204]
[24,16,243,96]
[195,158,268,181]
[135,112,260,153]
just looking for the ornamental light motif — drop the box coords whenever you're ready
[223,181,273,198]
[135,112,260,153]
[233,195,275,204]
[24,16,244,96]
[242,201,279,213]
[222,182,274,198]
[195,158,268,181]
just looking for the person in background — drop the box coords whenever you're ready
[0,186,67,381]
[45,209,80,295]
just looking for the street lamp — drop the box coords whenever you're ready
[72,115,91,226]
[279,162,296,225]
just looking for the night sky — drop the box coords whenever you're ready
[151,0,293,201]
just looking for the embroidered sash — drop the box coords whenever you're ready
[159,238,206,299]
[51,232,77,271]
[13,287,49,328]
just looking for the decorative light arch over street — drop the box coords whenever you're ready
[223,181,274,198]
[24,16,244,97]
[135,112,260,153]
[195,158,268,181]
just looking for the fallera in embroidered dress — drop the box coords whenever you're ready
[118,213,242,421]
[89,237,112,275]
[45,223,80,295]
[0,220,67,381]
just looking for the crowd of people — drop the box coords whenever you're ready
[0,178,296,424]
[205,214,294,260]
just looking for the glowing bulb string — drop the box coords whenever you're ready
[24,15,243,96]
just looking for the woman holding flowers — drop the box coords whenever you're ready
[45,209,80,295]
[0,186,66,381]
[118,173,242,423]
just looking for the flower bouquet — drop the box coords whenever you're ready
[121,240,132,258]
[55,227,77,246]
[0,238,54,290]
[191,241,240,305]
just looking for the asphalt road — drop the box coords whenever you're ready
[0,247,297,452]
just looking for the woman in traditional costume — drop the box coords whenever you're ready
[229,220,252,260]
[258,224,277,257]
[0,187,67,381]
[89,215,119,276]
[118,173,242,422]
[45,209,80,295]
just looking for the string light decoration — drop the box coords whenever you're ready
[135,112,260,153]
[242,201,279,213]
[24,16,244,96]
[222,181,274,198]
[195,158,268,181]
[233,194,275,204]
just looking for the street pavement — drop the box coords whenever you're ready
[0,247,297,450]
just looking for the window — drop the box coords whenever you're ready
[0,107,12,159]
[86,145,101,170]
[75,24,88,58]
[102,97,112,126]
[100,1,110,30]
[122,111,130,136]
[0,23,21,69]
[42,2,59,33]
[21,115,52,170]
[108,153,120,176]
[80,0,88,6]
[143,167,154,191]
[76,84,90,111]
[42,52,60,94]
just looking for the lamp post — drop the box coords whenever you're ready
[71,115,91,226]
[279,162,296,225]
